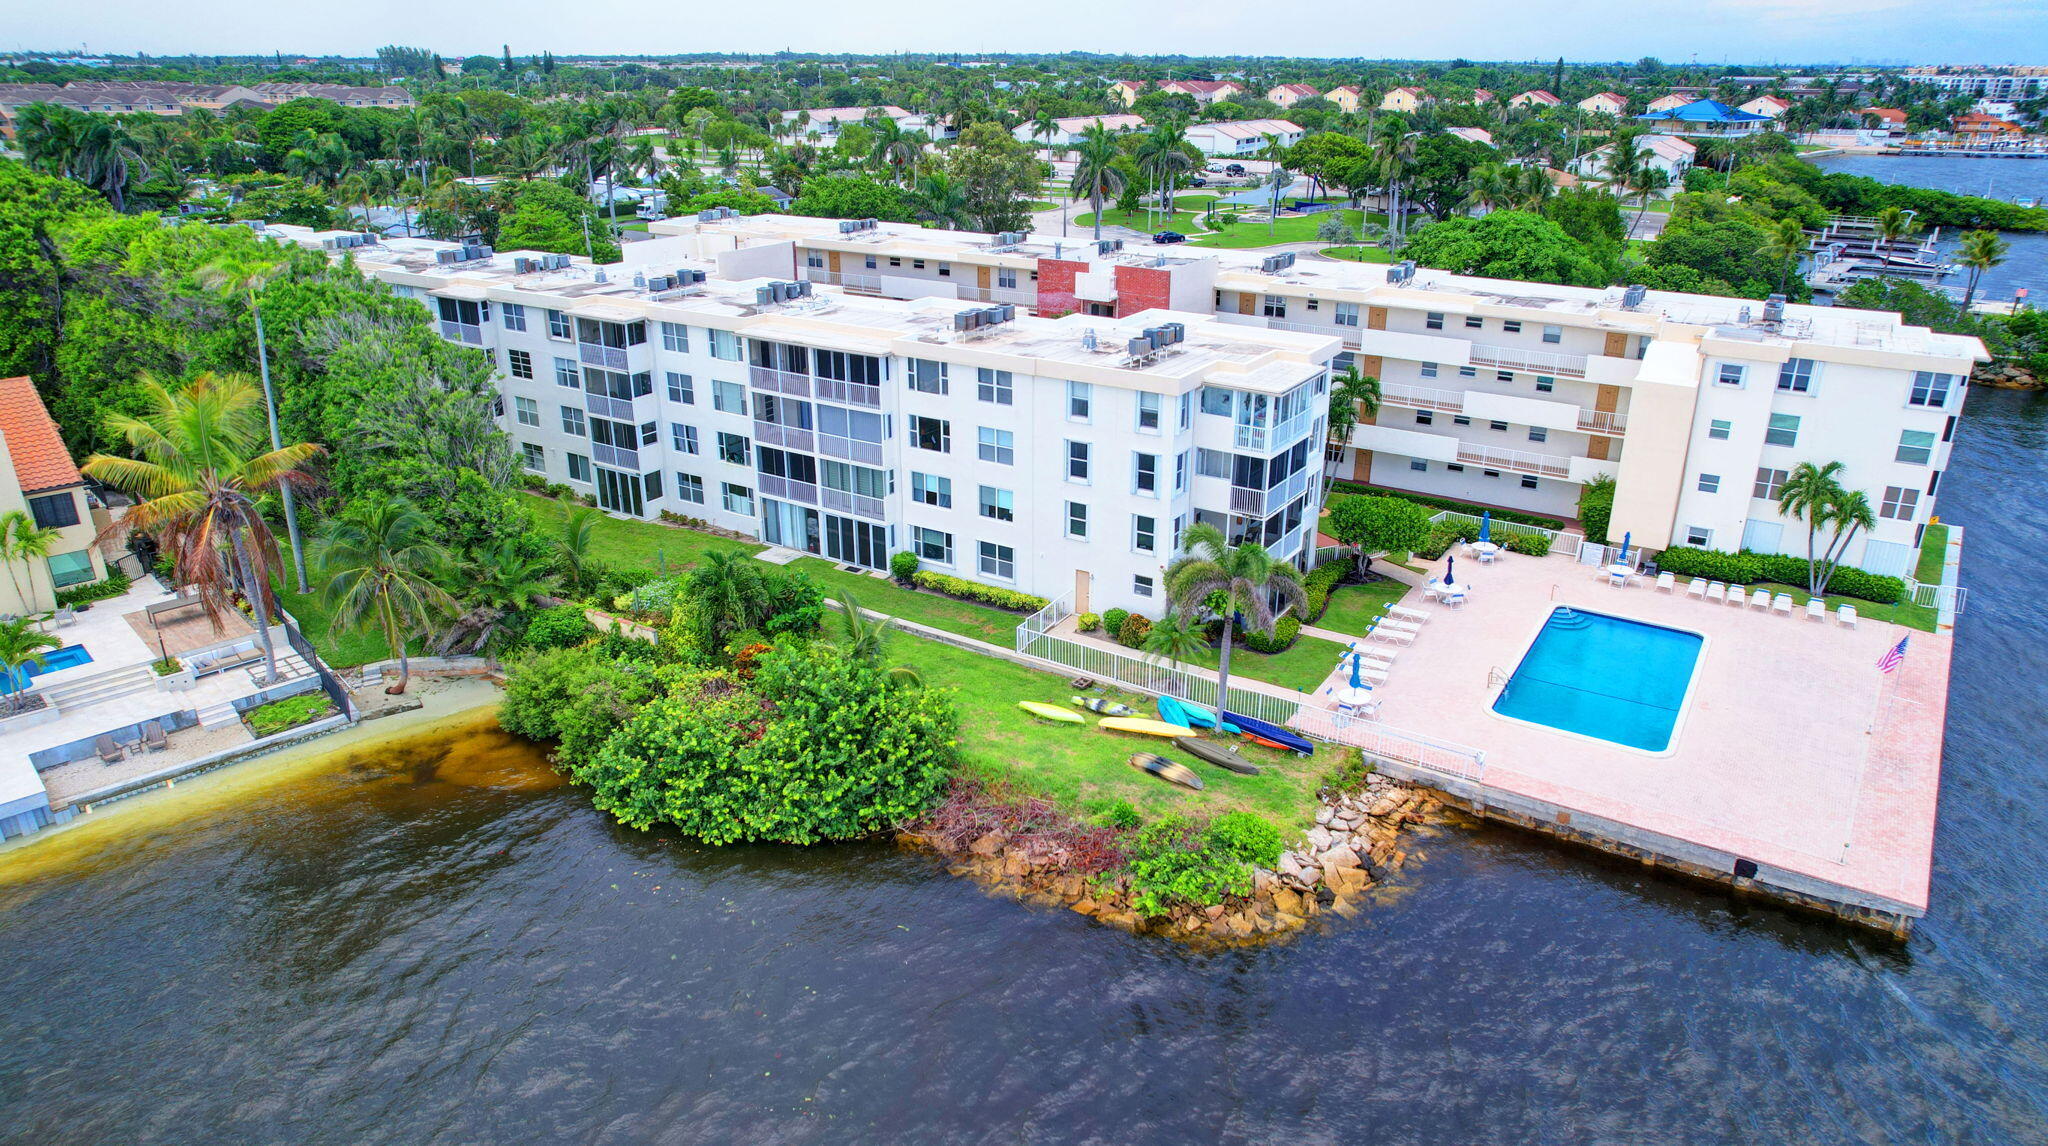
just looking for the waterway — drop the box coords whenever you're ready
[1812,154,2048,303]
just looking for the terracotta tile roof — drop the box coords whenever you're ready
[0,376,84,494]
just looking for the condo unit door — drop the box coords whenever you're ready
[824,514,889,570]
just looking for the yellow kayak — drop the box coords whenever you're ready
[1018,701,1085,724]
[1098,716,1196,739]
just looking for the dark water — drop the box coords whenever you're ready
[1,397,2046,1145]
[1813,154,2048,303]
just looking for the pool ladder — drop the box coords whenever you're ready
[1486,665,1511,694]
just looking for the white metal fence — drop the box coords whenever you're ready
[1430,510,1579,556]
[1901,577,1968,616]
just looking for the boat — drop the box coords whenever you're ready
[1127,752,1205,791]
[1098,716,1196,739]
[1220,709,1316,755]
[1172,736,1260,775]
[1017,701,1084,724]
[1071,696,1136,717]
[1156,695,1241,734]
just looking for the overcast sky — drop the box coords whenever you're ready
[9,0,2047,66]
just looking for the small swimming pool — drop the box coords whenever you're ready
[0,644,93,694]
[1491,608,1702,753]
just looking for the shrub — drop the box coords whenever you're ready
[1578,475,1617,544]
[1097,799,1142,829]
[890,550,920,584]
[1302,559,1350,622]
[1321,749,1375,796]
[1503,530,1552,557]
[1241,614,1302,653]
[1328,482,1567,530]
[622,575,688,618]
[1075,611,1102,633]
[1117,612,1152,648]
[524,605,597,651]
[499,644,664,767]
[1100,607,1131,636]
[1208,811,1285,868]
[150,656,182,676]
[243,692,336,738]
[1653,546,1905,604]
[1117,816,1258,917]
[54,567,134,608]
[908,571,1050,612]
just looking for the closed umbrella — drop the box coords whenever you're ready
[1618,531,1632,565]
[1444,554,1455,586]
[1478,511,1492,545]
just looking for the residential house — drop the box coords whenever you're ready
[1509,90,1562,109]
[1632,99,1771,137]
[1569,134,1695,190]
[1014,113,1147,148]
[783,105,933,140]
[1577,92,1630,117]
[1646,93,1693,115]
[0,376,105,616]
[1157,80,1244,106]
[1740,95,1793,119]
[1470,89,1496,105]
[1379,87,1429,114]
[1107,80,1146,107]
[1445,126,1496,147]
[1951,112,2024,138]
[1326,86,1362,114]
[1184,119,1305,157]
[1860,107,1909,135]
[1266,84,1321,109]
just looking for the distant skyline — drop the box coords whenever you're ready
[6,0,2047,67]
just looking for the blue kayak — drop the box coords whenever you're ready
[1220,708,1316,755]
[1157,695,1241,735]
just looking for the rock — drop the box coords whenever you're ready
[1367,796,1401,817]
[1307,826,1335,850]
[1274,888,1304,917]
[1071,898,1099,915]
[1314,806,1335,827]
[968,830,1008,857]
[1253,868,1279,895]
[1322,845,1362,871]
[1002,853,1030,877]
[1204,903,1227,920]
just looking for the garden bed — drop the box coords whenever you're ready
[242,692,338,739]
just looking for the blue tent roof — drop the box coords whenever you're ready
[1635,99,1770,124]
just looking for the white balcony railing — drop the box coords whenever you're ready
[439,320,483,346]
[578,342,630,371]
[1467,343,1588,378]
[1578,408,1628,435]
[749,365,812,397]
[814,376,882,409]
[821,487,887,521]
[1378,383,1467,412]
[754,420,815,452]
[1455,443,1575,479]
[758,474,819,505]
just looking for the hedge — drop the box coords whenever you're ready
[1101,607,1130,636]
[1302,558,1350,623]
[1329,482,1568,530]
[1654,546,1906,604]
[1117,612,1152,649]
[55,567,134,607]
[908,570,1050,613]
[1241,615,1302,653]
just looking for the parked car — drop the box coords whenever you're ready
[1204,162,1224,173]
[1224,163,1247,176]
[1190,176,1208,187]
[1153,231,1187,244]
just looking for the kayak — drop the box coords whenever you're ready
[1221,709,1316,755]
[1157,695,1241,735]
[1128,752,1205,791]
[1071,696,1136,717]
[1173,736,1261,775]
[1018,701,1084,724]
[1098,716,1196,739]
[1243,733,1296,753]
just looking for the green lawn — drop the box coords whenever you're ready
[1314,578,1414,639]
[1914,522,1949,584]
[1320,245,1395,263]
[793,559,1024,645]
[1190,208,1380,250]
[1156,629,1351,694]
[525,493,760,574]
[276,583,402,670]
[880,628,1339,826]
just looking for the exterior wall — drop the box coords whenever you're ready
[0,430,104,615]
[1112,265,1173,318]
[1034,259,1088,316]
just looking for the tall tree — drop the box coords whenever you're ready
[1776,460,1851,595]
[0,615,61,715]
[1956,229,2010,308]
[1068,123,1127,241]
[1163,523,1307,738]
[312,496,456,694]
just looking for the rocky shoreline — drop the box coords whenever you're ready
[1972,360,2042,390]
[900,770,1444,947]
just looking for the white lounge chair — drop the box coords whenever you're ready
[1749,588,1772,610]
[1772,593,1795,616]
[1655,572,1676,593]
[1705,582,1726,604]
[1686,578,1707,599]
[1344,641,1395,663]
[1837,604,1859,629]
[1806,597,1827,622]
[1727,585,1749,608]
[1385,604,1431,623]
[1373,618,1421,635]
[1368,625,1416,644]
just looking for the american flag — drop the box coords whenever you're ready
[1878,637,1910,674]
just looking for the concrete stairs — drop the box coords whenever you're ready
[37,664,155,710]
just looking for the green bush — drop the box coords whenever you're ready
[150,656,182,676]
[499,644,664,767]
[1117,612,1152,649]
[1241,614,1302,653]
[524,605,596,651]
[890,551,920,584]
[1097,799,1142,829]
[908,570,1049,612]
[243,692,336,738]
[1100,607,1131,636]
[1208,811,1285,867]
[1321,749,1375,795]
[1076,611,1103,633]
[1117,816,1259,917]
[1328,482,1568,530]
[1504,530,1552,557]
[1653,546,1905,604]
[54,567,134,608]
[1302,559,1350,622]
[1578,475,1617,544]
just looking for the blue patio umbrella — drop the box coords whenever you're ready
[1478,510,1492,545]
[1444,554,1455,586]
[1618,531,1632,565]
[1349,651,1365,691]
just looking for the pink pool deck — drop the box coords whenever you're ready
[1317,551,1945,925]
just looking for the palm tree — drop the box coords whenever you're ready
[1764,217,1808,296]
[1813,488,1877,598]
[1622,163,1670,239]
[72,117,151,212]
[0,616,61,716]
[1461,164,1512,215]
[910,170,971,229]
[554,505,600,595]
[1140,612,1210,671]
[312,498,456,694]
[1137,120,1193,229]
[1873,206,1920,259]
[0,510,61,614]
[687,548,770,649]
[1164,523,1307,737]
[832,591,922,687]
[1776,460,1851,595]
[1956,229,2010,308]
[1373,130,1419,250]
[1068,124,1127,241]
[438,541,560,655]
[197,250,310,593]
[81,374,323,685]
[1321,368,1382,488]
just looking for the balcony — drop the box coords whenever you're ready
[585,393,636,422]
[1467,342,1588,378]
[803,267,883,296]
[754,420,815,452]
[1379,383,1466,413]
[821,487,887,521]
[1267,317,1362,348]
[1454,443,1574,480]
[749,365,812,397]
[591,442,639,470]
[758,474,819,505]
[1578,408,1628,436]
[439,320,483,346]
[818,435,884,466]
[814,376,881,409]
[578,342,630,371]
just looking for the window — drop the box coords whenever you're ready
[667,372,695,404]
[709,329,742,361]
[555,357,580,388]
[567,453,590,483]
[1520,475,1538,489]
[1910,371,1955,408]
[1410,459,1428,472]
[1201,387,1234,416]
[671,423,698,453]
[521,442,545,471]
[1452,415,1471,427]
[508,349,534,379]
[1716,363,1746,387]
[1764,413,1800,447]
[978,485,1014,521]
[722,482,753,515]
[1896,429,1935,465]
[493,396,505,420]
[1503,319,1522,334]
[46,549,94,589]
[1534,376,1554,393]
[561,406,587,436]
[1541,325,1562,344]
[978,542,1015,580]
[1262,295,1287,319]
[1527,427,1547,443]
[911,471,952,508]
[1420,362,1438,378]
[1753,467,1789,500]
[1134,575,1155,598]
[1698,473,1721,493]
[717,432,751,465]
[976,367,1013,405]
[547,309,572,339]
[1708,419,1732,441]
[1488,419,1508,432]
[1414,410,1434,426]
[1496,371,1514,383]
[979,427,1015,465]
[1066,501,1088,539]
[1334,302,1359,328]
[1066,440,1091,481]
[912,526,953,564]
[997,268,1018,290]
[1447,464,1464,472]
[1459,366,1478,378]
[1425,312,1445,330]
[635,420,656,447]
[908,358,948,395]
[18,490,81,534]
[514,397,539,427]
[823,460,889,502]
[1068,380,1093,421]
[676,472,705,504]
[1881,485,1919,521]
[1777,357,1817,393]
[911,416,951,453]
[713,380,747,414]
[806,251,825,269]
[1685,525,1713,548]
[643,471,663,502]
[1132,514,1157,553]
[1133,452,1159,494]
[1137,392,1162,432]
[1179,392,1193,431]
[1464,315,1483,329]
[660,321,690,352]
[1174,450,1189,493]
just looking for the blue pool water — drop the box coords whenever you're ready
[1492,608,1702,752]
[0,644,92,695]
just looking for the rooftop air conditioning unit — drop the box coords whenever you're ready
[1082,328,1099,351]
[513,257,537,274]
[1146,328,1167,349]
[1127,337,1152,358]
[1762,293,1786,324]
[632,271,647,288]
[543,253,571,270]
[791,280,813,298]
[757,285,778,305]
[435,248,461,265]
[647,275,675,292]
[838,219,861,233]
[1622,284,1647,309]
[953,310,978,331]
[996,303,1016,323]
[1164,322,1185,344]
[679,269,707,285]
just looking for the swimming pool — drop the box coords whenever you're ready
[0,644,93,694]
[1491,608,1702,753]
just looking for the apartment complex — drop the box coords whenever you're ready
[0,376,109,615]
[264,210,1984,604]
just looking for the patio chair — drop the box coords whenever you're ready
[1477,548,1497,564]
[1772,593,1795,616]
[1726,585,1749,608]
[1443,590,1470,608]
[96,734,122,764]
[1607,569,1629,588]
[1421,581,1445,601]
[1385,604,1431,623]
[1368,624,1416,645]
[1655,572,1677,593]
[1686,578,1707,599]
[53,606,76,627]
[1372,617,1420,635]
[1806,597,1827,622]
[1705,582,1726,604]
[1837,604,1859,629]
[1749,588,1772,610]
[143,720,167,752]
